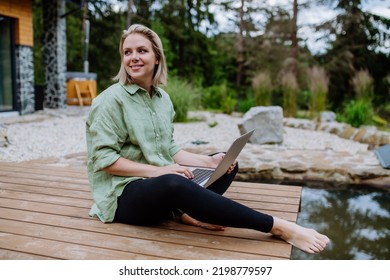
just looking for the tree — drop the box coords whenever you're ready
[315,0,390,110]
[290,0,298,77]
[155,0,216,83]
[216,0,266,109]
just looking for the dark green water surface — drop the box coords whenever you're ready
[291,186,390,260]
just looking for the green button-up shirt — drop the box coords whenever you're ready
[86,82,181,222]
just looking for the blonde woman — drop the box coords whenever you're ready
[86,24,330,254]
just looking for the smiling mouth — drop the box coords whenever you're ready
[131,65,143,70]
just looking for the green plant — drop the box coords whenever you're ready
[342,99,374,128]
[203,82,236,114]
[221,96,237,114]
[372,115,387,127]
[351,69,374,101]
[164,76,202,122]
[281,71,298,117]
[252,71,273,106]
[307,66,329,121]
[239,97,255,113]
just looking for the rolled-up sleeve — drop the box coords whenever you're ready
[88,117,122,172]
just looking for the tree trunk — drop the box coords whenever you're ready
[290,0,298,77]
[236,0,245,110]
[127,0,134,28]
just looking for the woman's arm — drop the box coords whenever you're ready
[173,150,237,175]
[103,157,194,179]
[172,150,223,168]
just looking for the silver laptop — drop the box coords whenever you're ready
[185,129,254,187]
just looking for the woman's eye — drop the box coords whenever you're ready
[124,50,132,55]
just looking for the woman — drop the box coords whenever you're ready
[86,24,330,254]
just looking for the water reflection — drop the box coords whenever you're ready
[291,187,390,260]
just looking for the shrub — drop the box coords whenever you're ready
[342,99,374,128]
[164,76,202,122]
[281,71,298,117]
[203,82,236,114]
[239,97,255,113]
[203,84,225,110]
[351,69,374,101]
[341,70,375,128]
[307,66,329,121]
[252,71,273,106]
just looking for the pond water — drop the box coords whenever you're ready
[291,186,390,260]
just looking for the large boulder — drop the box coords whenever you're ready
[238,106,284,144]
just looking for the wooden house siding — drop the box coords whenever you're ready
[0,0,33,46]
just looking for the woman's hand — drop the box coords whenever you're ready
[210,153,237,174]
[156,163,194,179]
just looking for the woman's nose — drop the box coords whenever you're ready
[131,52,139,61]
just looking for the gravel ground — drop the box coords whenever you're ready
[0,107,369,162]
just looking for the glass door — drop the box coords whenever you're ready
[0,16,15,112]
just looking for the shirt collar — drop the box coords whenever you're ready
[120,82,162,98]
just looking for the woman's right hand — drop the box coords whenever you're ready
[155,163,194,179]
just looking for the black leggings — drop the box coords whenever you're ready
[114,165,274,232]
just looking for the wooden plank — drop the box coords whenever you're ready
[0,208,289,259]
[0,188,298,222]
[0,161,301,260]
[0,232,159,260]
[0,249,56,260]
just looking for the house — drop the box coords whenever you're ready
[0,0,35,115]
[0,0,84,116]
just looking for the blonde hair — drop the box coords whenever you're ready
[113,24,167,87]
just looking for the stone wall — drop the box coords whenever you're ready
[15,46,35,115]
[284,118,390,149]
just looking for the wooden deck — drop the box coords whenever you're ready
[0,161,302,260]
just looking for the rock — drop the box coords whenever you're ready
[283,118,316,130]
[238,106,284,145]
[320,111,336,122]
[0,124,9,147]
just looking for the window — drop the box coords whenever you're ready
[0,16,16,112]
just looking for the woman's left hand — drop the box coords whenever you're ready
[210,153,237,174]
[226,159,237,174]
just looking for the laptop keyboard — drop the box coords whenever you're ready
[191,168,214,184]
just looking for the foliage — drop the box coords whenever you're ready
[316,0,390,110]
[280,71,299,117]
[341,99,374,128]
[164,76,202,122]
[32,0,44,85]
[239,97,256,113]
[307,66,329,121]
[155,0,217,84]
[351,69,374,101]
[372,115,387,128]
[340,69,375,128]
[202,82,236,114]
[252,71,273,106]
[30,0,390,121]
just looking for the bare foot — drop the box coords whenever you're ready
[271,217,330,254]
[180,213,226,231]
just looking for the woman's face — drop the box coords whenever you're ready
[122,33,158,90]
